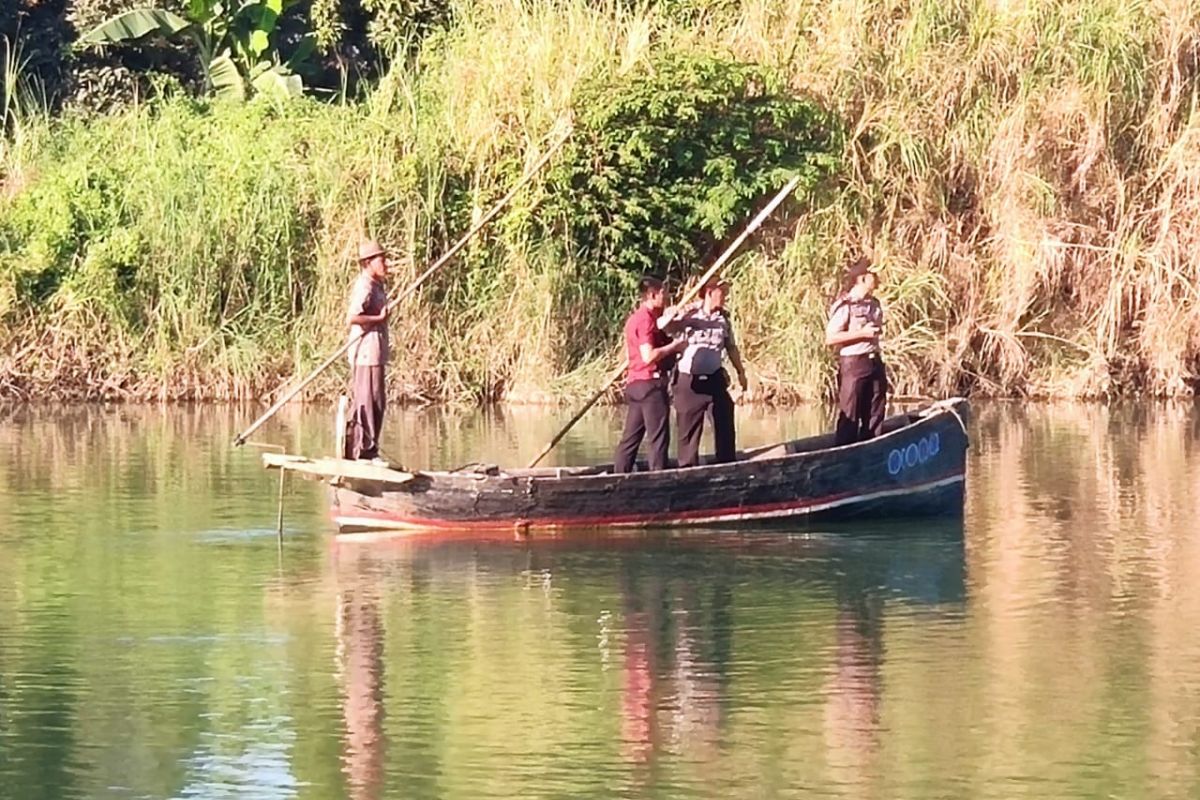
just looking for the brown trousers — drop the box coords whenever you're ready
[835,354,887,446]
[347,365,386,460]
[674,369,736,468]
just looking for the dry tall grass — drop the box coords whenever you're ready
[1,0,1198,401]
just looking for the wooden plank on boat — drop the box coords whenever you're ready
[262,453,416,484]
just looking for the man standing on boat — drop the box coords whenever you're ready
[613,276,688,473]
[346,239,391,461]
[826,257,887,446]
[672,279,748,468]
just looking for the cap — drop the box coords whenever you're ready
[357,239,386,262]
[845,255,875,280]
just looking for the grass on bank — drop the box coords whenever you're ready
[2,0,1199,402]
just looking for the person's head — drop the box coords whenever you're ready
[358,239,390,280]
[702,278,729,311]
[638,275,667,310]
[843,256,878,299]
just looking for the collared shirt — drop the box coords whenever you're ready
[624,305,672,384]
[677,306,735,375]
[347,272,389,367]
[826,295,883,356]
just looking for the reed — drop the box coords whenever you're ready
[1,0,1198,402]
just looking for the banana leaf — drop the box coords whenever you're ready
[80,8,193,46]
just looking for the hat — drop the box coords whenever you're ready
[845,255,875,279]
[357,239,386,262]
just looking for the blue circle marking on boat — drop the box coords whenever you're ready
[888,433,941,476]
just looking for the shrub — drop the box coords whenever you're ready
[543,51,842,290]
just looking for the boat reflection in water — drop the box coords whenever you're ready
[328,519,965,797]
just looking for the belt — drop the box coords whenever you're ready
[840,352,879,360]
[679,371,718,380]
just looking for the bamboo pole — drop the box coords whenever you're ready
[524,174,802,469]
[233,126,572,447]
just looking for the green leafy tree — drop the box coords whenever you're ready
[545,51,842,281]
[79,0,316,100]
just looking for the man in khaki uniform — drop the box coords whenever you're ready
[825,257,886,446]
[346,240,390,460]
[673,279,749,468]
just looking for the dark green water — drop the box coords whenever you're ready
[1,402,1198,799]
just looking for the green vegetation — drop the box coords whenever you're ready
[79,0,315,100]
[2,0,1199,402]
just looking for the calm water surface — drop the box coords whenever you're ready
[1,402,1198,799]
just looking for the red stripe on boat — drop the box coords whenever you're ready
[330,471,965,532]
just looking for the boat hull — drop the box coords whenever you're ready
[327,400,970,534]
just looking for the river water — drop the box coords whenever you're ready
[0,401,1198,799]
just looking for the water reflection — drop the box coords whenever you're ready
[319,521,966,798]
[336,551,387,800]
[1,401,1199,799]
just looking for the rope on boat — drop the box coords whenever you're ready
[918,398,970,441]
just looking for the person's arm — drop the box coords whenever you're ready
[639,337,687,366]
[657,300,702,333]
[349,308,388,327]
[348,283,389,327]
[824,304,878,346]
[826,326,878,346]
[726,344,748,391]
[718,315,746,390]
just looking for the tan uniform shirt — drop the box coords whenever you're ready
[347,272,389,367]
[826,296,883,356]
[678,307,736,375]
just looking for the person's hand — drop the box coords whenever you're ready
[860,323,880,339]
[378,306,390,323]
[671,338,689,353]
[736,370,748,392]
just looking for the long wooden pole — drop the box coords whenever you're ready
[525,174,802,469]
[234,127,572,447]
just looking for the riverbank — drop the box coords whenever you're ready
[3,0,1198,402]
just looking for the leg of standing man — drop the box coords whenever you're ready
[350,365,386,460]
[710,370,737,463]
[835,356,869,446]
[865,358,888,439]
[613,383,649,473]
[642,380,671,471]
[675,375,711,469]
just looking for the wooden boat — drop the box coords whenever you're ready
[265,398,970,534]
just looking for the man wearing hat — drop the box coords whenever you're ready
[345,239,391,460]
[672,278,748,468]
[825,256,887,446]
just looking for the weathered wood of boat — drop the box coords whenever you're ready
[264,398,970,534]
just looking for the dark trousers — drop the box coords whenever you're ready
[674,370,736,468]
[613,378,670,473]
[834,354,887,446]
[348,365,386,460]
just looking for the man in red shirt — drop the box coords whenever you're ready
[613,276,688,473]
